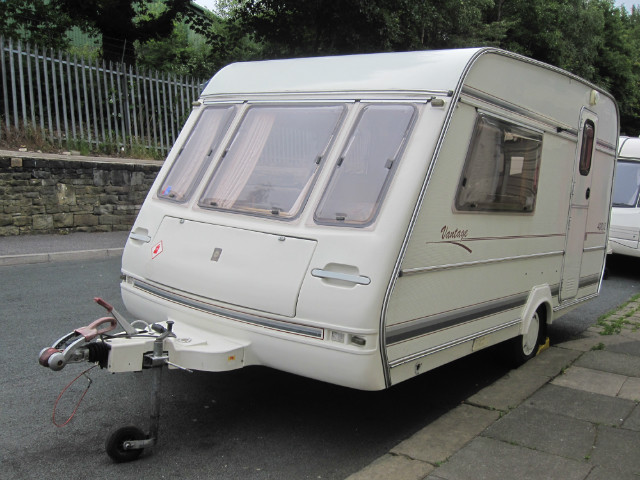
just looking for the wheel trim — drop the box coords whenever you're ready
[522,312,540,357]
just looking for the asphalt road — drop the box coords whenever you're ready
[1,255,638,479]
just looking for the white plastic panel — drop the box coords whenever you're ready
[146,217,317,317]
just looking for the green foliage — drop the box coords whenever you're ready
[0,0,72,49]
[57,0,194,63]
[229,0,406,56]
[135,22,213,78]
[225,0,640,135]
[4,0,640,134]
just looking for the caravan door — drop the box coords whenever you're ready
[560,109,597,302]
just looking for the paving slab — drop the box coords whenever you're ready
[524,384,635,427]
[619,329,640,341]
[466,367,550,412]
[554,335,606,352]
[551,366,627,397]
[606,340,640,356]
[466,347,582,412]
[622,404,640,431]
[618,377,640,401]
[482,405,596,461]
[590,426,640,474]
[344,453,434,480]
[574,349,640,378]
[425,436,592,480]
[390,403,500,464]
[517,346,582,377]
[585,466,640,480]
[581,328,639,348]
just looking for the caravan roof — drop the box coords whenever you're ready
[619,136,640,158]
[202,48,485,95]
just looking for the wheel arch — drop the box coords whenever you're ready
[520,285,553,337]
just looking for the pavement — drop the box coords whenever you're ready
[1,232,640,479]
[0,230,128,266]
[347,314,640,479]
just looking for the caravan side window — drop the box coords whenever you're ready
[455,114,542,213]
[579,119,595,176]
[315,104,417,226]
[158,106,236,203]
[199,104,345,219]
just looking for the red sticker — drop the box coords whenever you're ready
[152,241,163,259]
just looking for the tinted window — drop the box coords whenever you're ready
[199,104,344,219]
[455,114,542,213]
[315,104,416,226]
[158,106,236,203]
[579,120,595,176]
[612,160,640,207]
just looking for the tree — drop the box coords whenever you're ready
[228,0,408,57]
[57,0,204,64]
[0,0,71,49]
[135,8,266,79]
[489,0,640,135]
[227,0,507,57]
[394,0,498,50]
[592,2,640,135]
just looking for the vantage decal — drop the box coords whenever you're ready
[429,225,472,253]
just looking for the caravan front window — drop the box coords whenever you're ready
[455,114,542,213]
[612,160,640,207]
[158,106,236,203]
[199,104,345,219]
[315,104,417,226]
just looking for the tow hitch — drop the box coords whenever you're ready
[38,297,185,463]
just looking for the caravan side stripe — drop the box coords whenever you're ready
[386,292,529,345]
[388,318,522,368]
[387,283,562,346]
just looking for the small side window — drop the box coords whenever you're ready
[579,120,595,176]
[158,106,236,203]
[315,104,416,226]
[455,114,542,213]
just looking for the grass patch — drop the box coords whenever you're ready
[597,293,640,335]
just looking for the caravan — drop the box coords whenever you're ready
[610,136,640,256]
[40,48,618,460]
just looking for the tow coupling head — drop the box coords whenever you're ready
[38,297,134,371]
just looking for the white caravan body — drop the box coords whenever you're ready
[610,137,640,257]
[118,48,618,390]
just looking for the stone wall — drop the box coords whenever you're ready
[0,152,162,236]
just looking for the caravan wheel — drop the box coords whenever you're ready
[506,310,544,367]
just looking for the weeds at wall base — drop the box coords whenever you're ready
[0,124,165,161]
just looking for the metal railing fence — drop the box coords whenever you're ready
[0,36,205,156]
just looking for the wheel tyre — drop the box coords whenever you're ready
[105,425,146,463]
[507,311,544,367]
